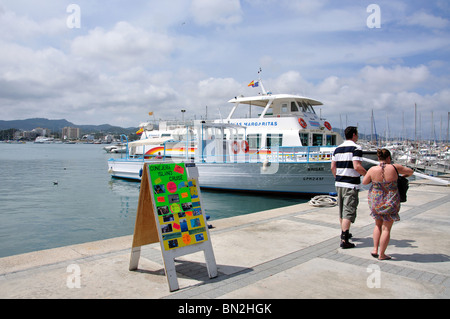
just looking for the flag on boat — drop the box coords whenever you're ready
[136,128,144,135]
[248,80,259,87]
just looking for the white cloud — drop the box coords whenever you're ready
[70,21,174,69]
[0,0,448,138]
[0,6,67,41]
[293,64,448,138]
[283,0,328,14]
[402,11,449,29]
[358,65,430,92]
[190,0,243,26]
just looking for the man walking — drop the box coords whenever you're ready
[331,126,367,248]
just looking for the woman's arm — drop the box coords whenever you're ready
[394,164,414,177]
[362,169,372,185]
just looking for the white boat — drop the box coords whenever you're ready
[129,121,196,158]
[34,136,55,144]
[103,144,127,153]
[108,78,344,195]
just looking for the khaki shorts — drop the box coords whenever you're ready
[337,187,359,223]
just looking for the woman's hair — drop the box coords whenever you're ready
[377,148,391,160]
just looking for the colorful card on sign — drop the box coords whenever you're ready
[148,163,208,251]
[174,164,185,174]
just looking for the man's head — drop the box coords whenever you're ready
[344,126,358,141]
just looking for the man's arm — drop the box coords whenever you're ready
[331,161,337,178]
[353,160,366,177]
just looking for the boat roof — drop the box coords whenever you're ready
[227,94,323,107]
[128,137,173,147]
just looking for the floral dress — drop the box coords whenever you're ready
[368,164,401,222]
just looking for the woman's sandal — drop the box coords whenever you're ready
[378,255,392,260]
[371,253,379,258]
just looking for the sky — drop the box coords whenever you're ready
[0,0,449,140]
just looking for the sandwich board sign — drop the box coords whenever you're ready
[129,162,217,292]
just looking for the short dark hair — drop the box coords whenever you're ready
[344,126,358,140]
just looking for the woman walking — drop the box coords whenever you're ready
[362,149,413,260]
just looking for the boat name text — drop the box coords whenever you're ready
[233,121,278,127]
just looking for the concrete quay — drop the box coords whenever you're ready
[1,181,449,299]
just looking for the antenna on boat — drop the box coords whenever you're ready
[257,68,267,95]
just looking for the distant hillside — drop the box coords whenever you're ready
[0,118,137,134]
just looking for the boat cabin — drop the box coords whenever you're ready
[219,93,342,151]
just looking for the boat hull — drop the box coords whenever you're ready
[108,159,336,195]
[196,162,335,195]
[108,159,147,181]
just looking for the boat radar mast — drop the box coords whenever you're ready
[256,68,268,95]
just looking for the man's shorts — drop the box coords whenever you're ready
[337,186,359,223]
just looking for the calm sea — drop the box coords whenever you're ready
[0,142,307,257]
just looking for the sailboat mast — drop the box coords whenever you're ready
[414,103,417,144]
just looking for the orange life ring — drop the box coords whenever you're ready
[298,118,307,128]
[232,140,240,154]
[241,140,249,153]
[324,121,332,130]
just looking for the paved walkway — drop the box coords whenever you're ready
[1,181,449,299]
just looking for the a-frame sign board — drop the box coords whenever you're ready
[129,162,217,292]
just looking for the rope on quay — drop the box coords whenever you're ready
[308,195,337,207]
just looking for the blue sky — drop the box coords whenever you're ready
[0,0,449,140]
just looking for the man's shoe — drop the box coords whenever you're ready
[340,230,355,249]
[340,241,355,249]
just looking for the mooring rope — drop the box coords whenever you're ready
[308,195,337,207]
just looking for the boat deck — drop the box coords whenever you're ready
[1,179,449,301]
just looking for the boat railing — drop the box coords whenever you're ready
[195,145,335,164]
[118,136,336,165]
[268,146,335,163]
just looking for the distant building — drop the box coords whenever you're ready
[82,134,95,142]
[33,127,50,137]
[62,127,80,140]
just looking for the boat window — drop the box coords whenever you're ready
[299,101,316,114]
[299,133,309,146]
[312,134,323,146]
[300,101,308,112]
[291,102,299,112]
[281,104,288,113]
[326,134,336,146]
[248,134,261,149]
[267,133,283,149]
[307,102,316,114]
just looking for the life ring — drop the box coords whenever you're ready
[298,118,307,128]
[241,140,249,153]
[232,141,240,154]
[324,121,332,130]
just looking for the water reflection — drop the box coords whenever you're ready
[108,179,140,219]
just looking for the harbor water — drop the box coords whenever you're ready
[0,142,307,258]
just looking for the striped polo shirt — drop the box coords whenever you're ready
[332,140,364,189]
